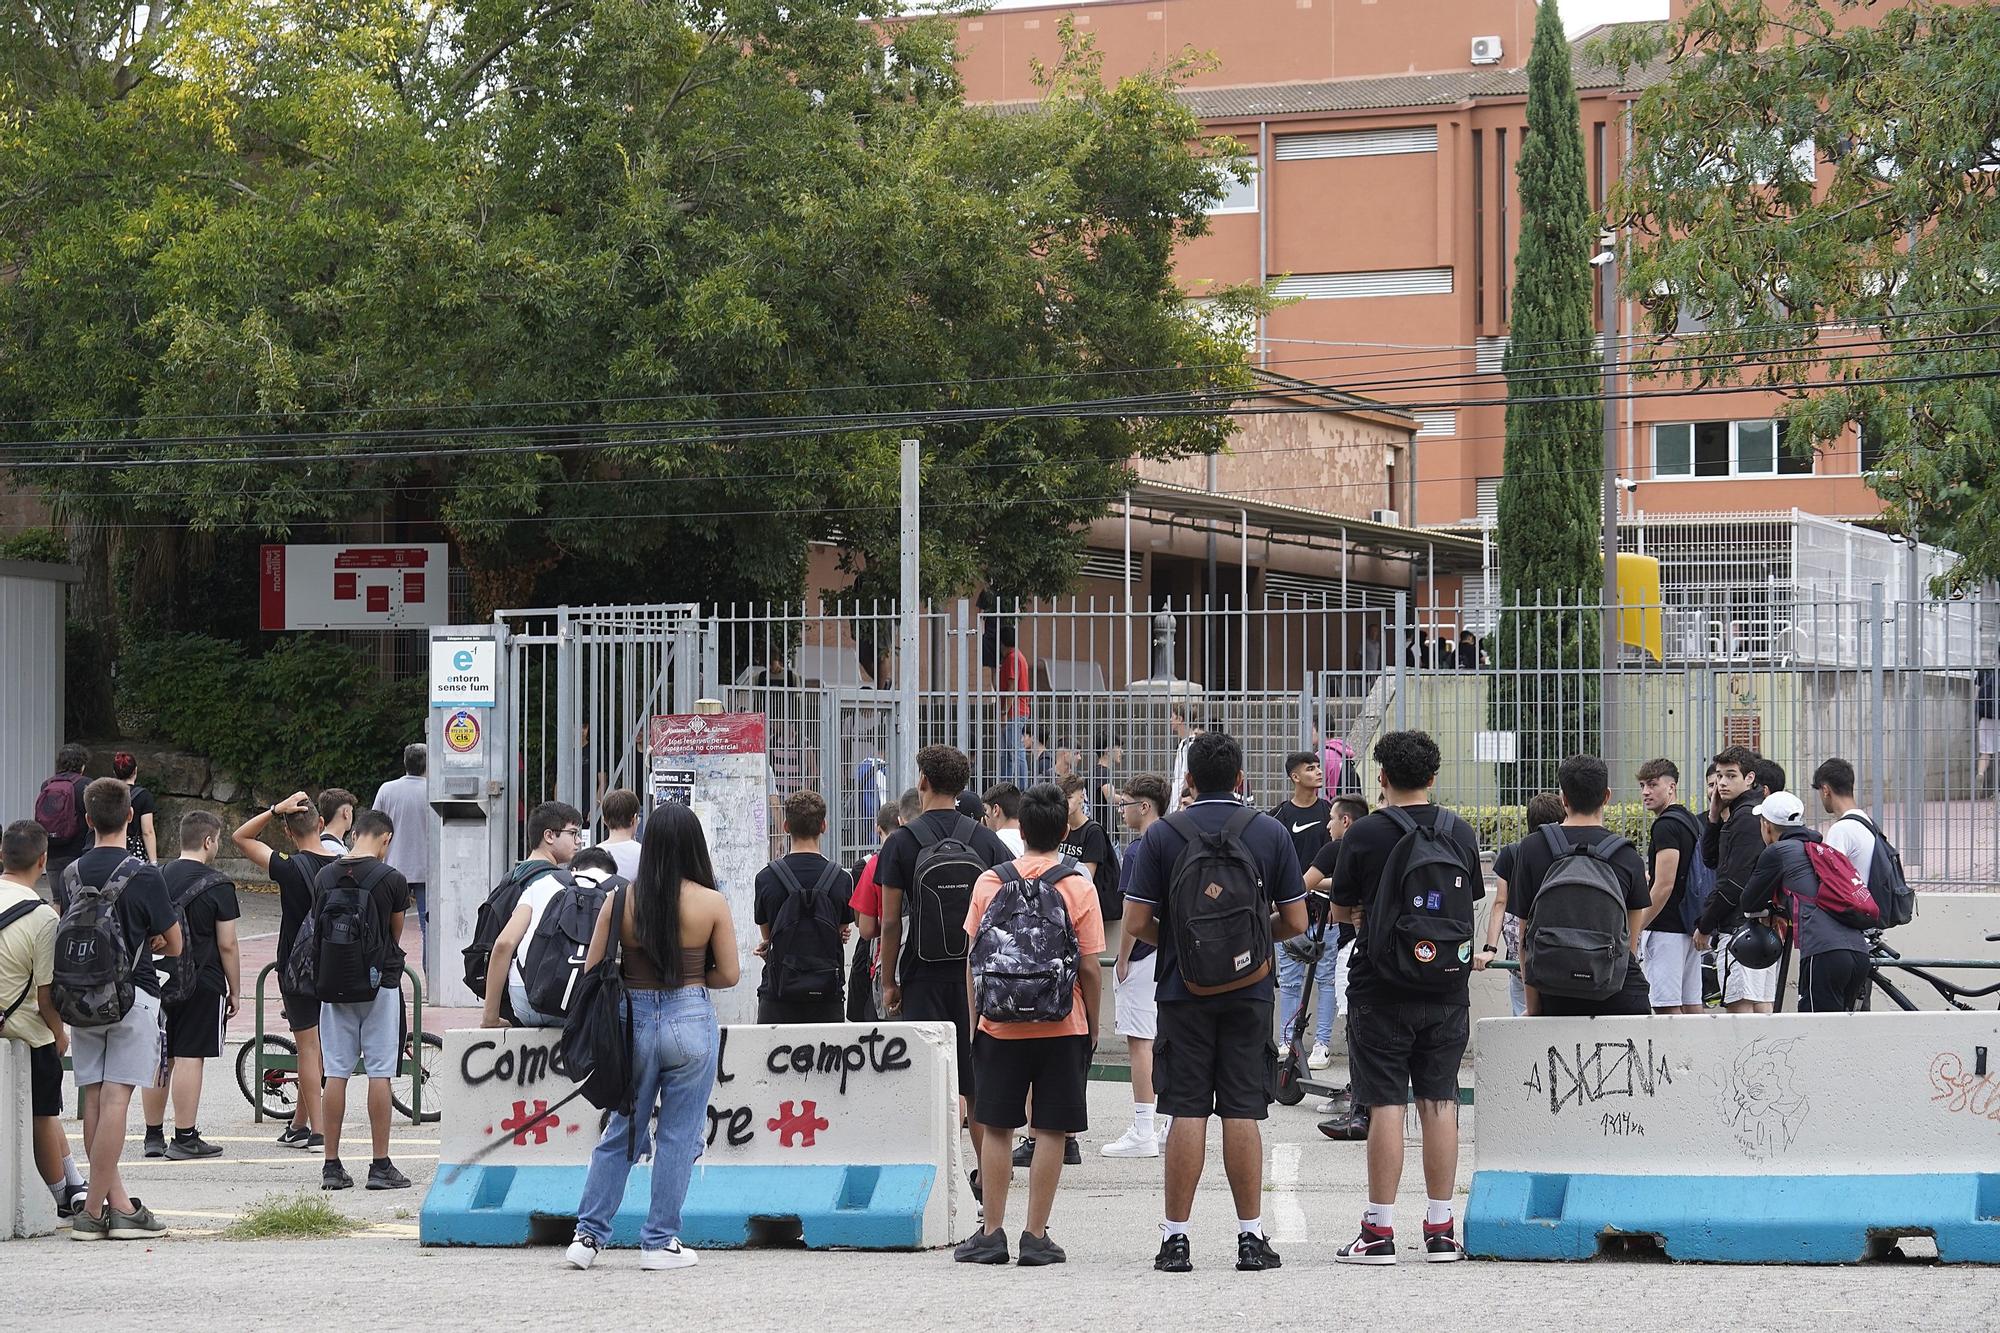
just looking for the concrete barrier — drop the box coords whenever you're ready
[420,1021,972,1250]
[1466,1012,2000,1263]
[2,1042,55,1239]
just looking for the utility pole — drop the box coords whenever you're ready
[898,437,921,790]
[1595,230,1620,751]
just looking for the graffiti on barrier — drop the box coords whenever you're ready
[1929,1052,2000,1125]
[1522,1039,1674,1115]
[1708,1036,1808,1161]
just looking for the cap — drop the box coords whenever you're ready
[1752,790,1806,827]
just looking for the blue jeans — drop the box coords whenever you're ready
[574,987,719,1250]
[998,715,1028,785]
[1277,945,1339,1048]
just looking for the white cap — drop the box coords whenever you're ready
[1753,790,1806,827]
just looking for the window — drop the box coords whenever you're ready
[1208,163,1258,215]
[1653,420,1812,478]
[1476,477,1500,528]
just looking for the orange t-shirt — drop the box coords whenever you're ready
[963,852,1105,1040]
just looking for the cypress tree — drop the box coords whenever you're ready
[1491,0,1603,798]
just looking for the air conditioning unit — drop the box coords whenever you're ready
[1470,35,1502,65]
[1371,508,1401,526]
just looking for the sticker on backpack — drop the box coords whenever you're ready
[1457,941,1472,963]
[1413,940,1437,964]
[1232,950,1254,971]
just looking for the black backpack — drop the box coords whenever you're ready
[907,816,986,965]
[158,868,231,1006]
[970,862,1081,1023]
[766,860,846,1004]
[1522,826,1633,1001]
[1836,812,1915,928]
[53,857,149,1028]
[557,885,636,1126]
[521,871,617,1021]
[463,860,568,999]
[1163,807,1272,995]
[1363,805,1479,994]
[310,860,394,1005]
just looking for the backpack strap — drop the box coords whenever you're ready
[909,816,943,850]
[950,814,979,845]
[173,867,233,912]
[1837,811,1881,837]
[808,860,843,898]
[1378,804,1419,838]
[768,858,805,897]
[1593,834,1632,862]
[0,900,39,1029]
[1220,806,1259,841]
[1538,823,1573,862]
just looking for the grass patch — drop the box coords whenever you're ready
[224,1192,357,1241]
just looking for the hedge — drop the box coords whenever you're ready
[1449,802,1656,853]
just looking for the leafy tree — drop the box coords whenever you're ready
[1604,0,2000,582]
[1492,0,1603,796]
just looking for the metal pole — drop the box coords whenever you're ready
[898,437,921,789]
[1393,591,1409,731]
[1600,241,1621,758]
[1240,507,1251,694]
[1904,525,1923,866]
[1123,491,1134,688]
[954,596,971,754]
[1870,582,1886,819]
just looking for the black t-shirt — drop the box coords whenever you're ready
[126,786,158,860]
[1493,842,1517,885]
[874,809,1015,982]
[311,856,412,982]
[1057,819,1120,921]
[1306,839,1355,948]
[160,859,242,996]
[1271,797,1333,874]
[754,852,856,999]
[1646,806,1699,936]
[1330,804,1484,1005]
[1508,825,1650,924]
[272,849,337,979]
[61,847,175,999]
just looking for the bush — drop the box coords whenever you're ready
[1451,801,1654,853]
[0,527,71,564]
[117,634,423,797]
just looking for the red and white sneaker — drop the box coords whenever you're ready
[1423,1219,1466,1262]
[1335,1221,1397,1265]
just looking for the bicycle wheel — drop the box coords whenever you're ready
[236,1034,300,1121]
[390,1032,445,1123]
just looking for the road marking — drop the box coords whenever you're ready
[239,930,280,942]
[152,1209,242,1221]
[124,1136,441,1146]
[1269,1142,1308,1243]
[363,1222,422,1239]
[124,1154,440,1167]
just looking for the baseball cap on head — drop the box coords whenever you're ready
[1752,790,1806,827]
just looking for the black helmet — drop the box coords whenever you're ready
[1730,921,1785,970]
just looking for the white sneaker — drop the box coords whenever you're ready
[564,1233,600,1270]
[1099,1126,1160,1158]
[1276,1041,1292,1062]
[1308,1043,1333,1070]
[640,1239,700,1270]
[1313,1097,1342,1114]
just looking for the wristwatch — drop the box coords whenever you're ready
[1479,944,1498,955]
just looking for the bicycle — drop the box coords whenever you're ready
[236,1028,444,1123]
[1865,932,2000,1012]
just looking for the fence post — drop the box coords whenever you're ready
[1869,583,1886,819]
[954,597,972,754]
[1393,591,1408,731]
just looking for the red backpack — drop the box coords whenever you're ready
[1798,841,1883,930]
[34,773,86,842]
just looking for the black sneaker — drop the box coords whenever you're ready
[1063,1136,1081,1166]
[1237,1231,1282,1271]
[1319,1110,1372,1141]
[304,1132,325,1150]
[367,1161,412,1191]
[276,1125,312,1149]
[1154,1232,1193,1273]
[322,1161,354,1191]
[1336,1221,1397,1265]
[953,1227,1010,1264]
[57,1184,87,1219]
[1010,1136,1034,1167]
[1017,1230,1067,1266]
[143,1130,167,1159]
[1423,1219,1466,1262]
[164,1132,223,1161]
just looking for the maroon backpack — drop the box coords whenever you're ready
[34,773,86,843]
[1798,841,1883,930]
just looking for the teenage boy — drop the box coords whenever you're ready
[141,812,240,1160]
[1701,746,1778,1013]
[64,778,180,1240]
[232,792,336,1148]
[318,809,414,1192]
[1104,774,1172,1159]
[1636,759,1702,1014]
[753,790,855,1024]
[847,802,904,1023]
[1472,792,1563,1019]
[317,788,357,855]
[599,788,644,881]
[1291,794,1368,1079]
[996,625,1032,785]
[1273,751,1334,1069]
[1093,735,1123,819]
[479,840,597,1032]
[371,745,432,958]
[37,743,93,886]
[1122,732,1307,1275]
[982,783,1026,857]
[955,783,1105,1267]
[1813,758,1880,902]
[1511,755,1653,1018]
[877,746,1015,1165]
[1736,791,1871,1012]
[1328,731,1479,1265]
[0,820,86,1217]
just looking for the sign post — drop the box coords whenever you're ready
[428,626,508,1007]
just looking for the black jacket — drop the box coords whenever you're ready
[1700,788,1764,931]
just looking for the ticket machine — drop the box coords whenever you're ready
[426,627,509,1008]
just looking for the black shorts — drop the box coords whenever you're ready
[1154,996,1276,1121]
[1347,999,1468,1108]
[899,972,975,1099]
[971,1032,1091,1133]
[165,989,227,1060]
[281,987,319,1033]
[29,1041,63,1118]
[757,996,846,1025]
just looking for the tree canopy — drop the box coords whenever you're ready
[1605,0,2000,582]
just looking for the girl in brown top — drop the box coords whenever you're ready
[568,802,738,1272]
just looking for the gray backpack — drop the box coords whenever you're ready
[54,857,149,1027]
[1522,827,1632,1001]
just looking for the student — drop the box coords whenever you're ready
[0,820,86,1218]
[982,783,1026,857]
[1813,757,1880,905]
[1104,774,1172,1160]
[1700,746,1779,1013]
[480,844,601,1031]
[1093,734,1123,819]
[475,802,582,1024]
[315,809,414,1192]
[371,745,433,958]
[1022,727,1055,784]
[231,792,336,1147]
[1328,731,1479,1266]
[36,743,93,886]
[61,778,180,1240]
[566,802,740,1272]
[753,790,855,1024]
[599,788,645,882]
[1737,791,1870,1012]
[1122,731,1307,1275]
[1636,759,1703,1015]
[317,788,358,855]
[1289,793,1367,1077]
[996,625,1032,785]
[1472,793,1563,1019]
[140,812,240,1160]
[848,802,904,1022]
[1511,755,1652,1019]
[876,746,1015,1168]
[111,753,158,862]
[1272,750,1334,1068]
[1166,705,1204,809]
[955,783,1104,1266]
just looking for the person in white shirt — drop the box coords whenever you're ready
[371,745,433,959]
[598,788,644,881]
[1813,757,1878,887]
[981,782,1026,857]
[478,829,591,1030]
